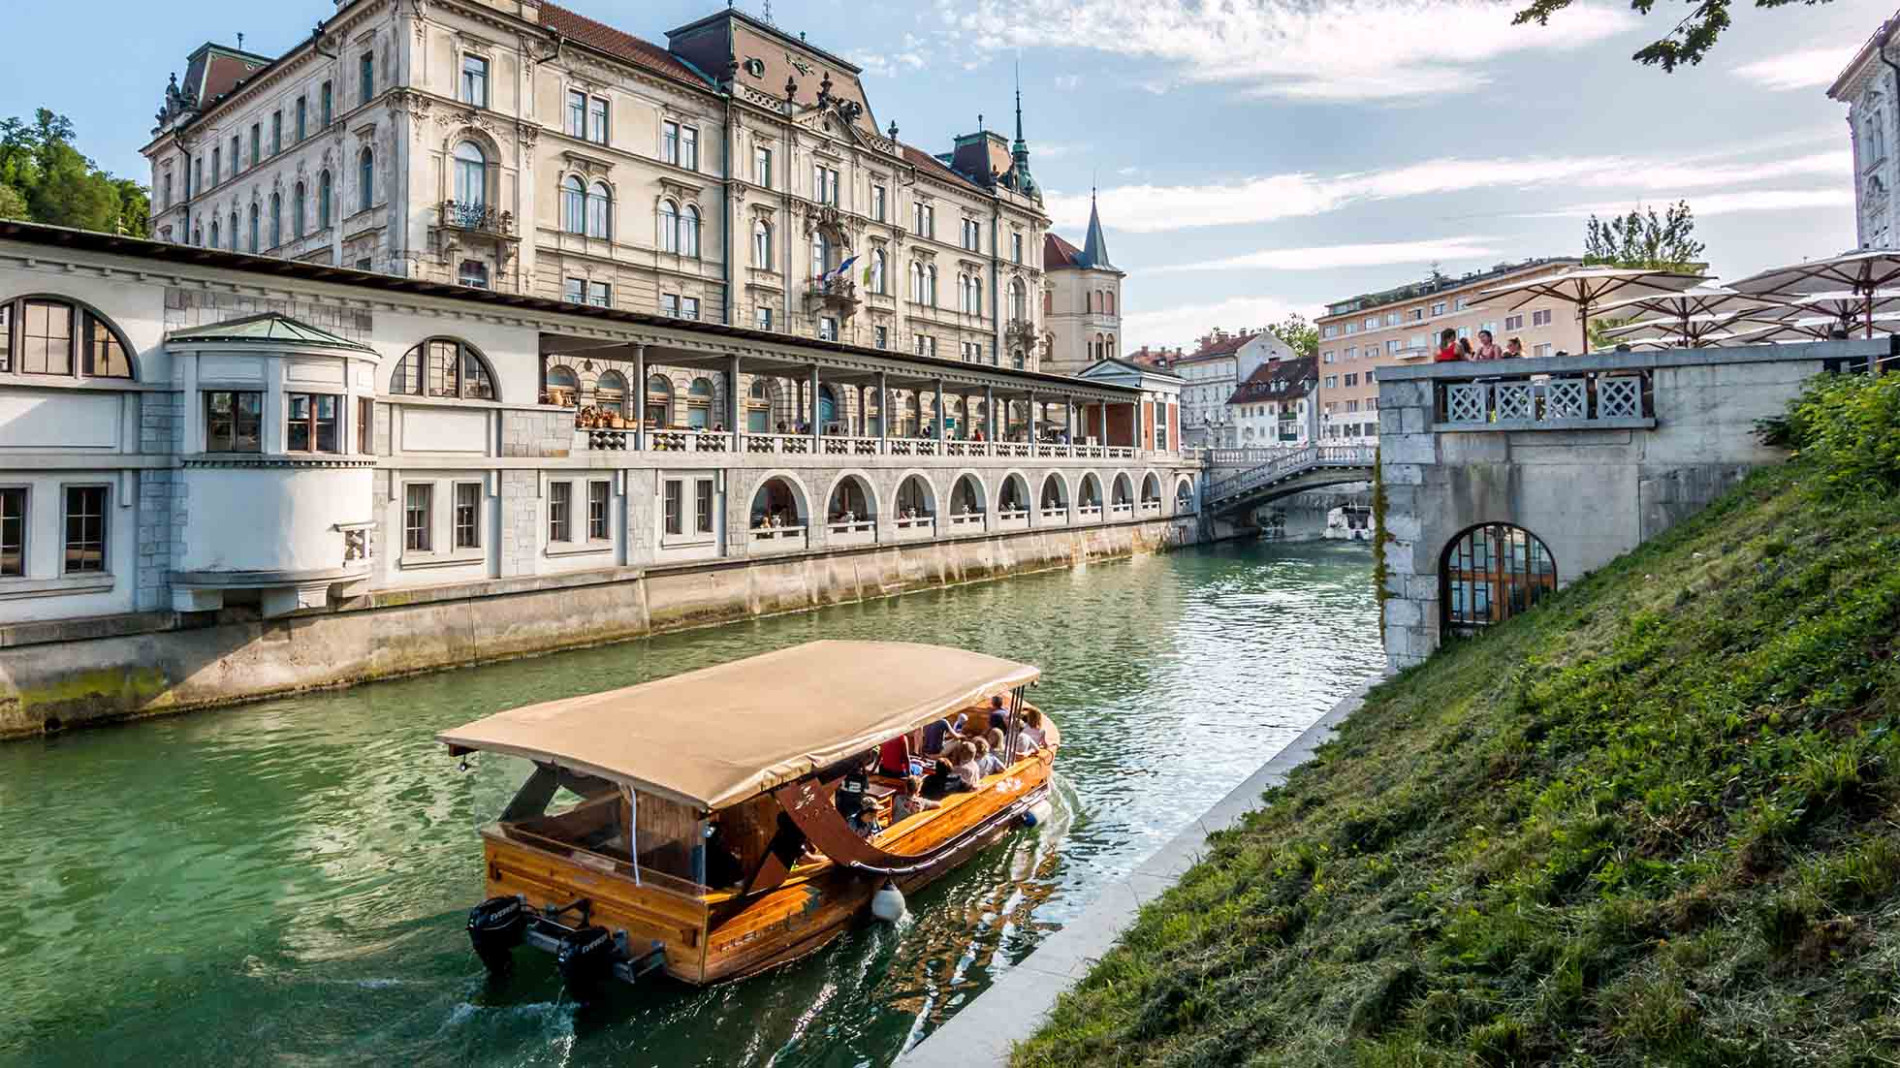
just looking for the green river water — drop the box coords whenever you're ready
[0,540,1380,1067]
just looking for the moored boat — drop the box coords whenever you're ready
[439,640,1057,993]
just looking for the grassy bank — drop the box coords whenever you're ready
[1015,373,1900,1067]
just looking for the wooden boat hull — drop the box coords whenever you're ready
[479,752,1053,986]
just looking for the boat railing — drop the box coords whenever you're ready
[496,824,709,901]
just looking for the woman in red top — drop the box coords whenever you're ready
[1433,328,1460,363]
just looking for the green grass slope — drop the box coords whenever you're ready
[1015,373,1900,1067]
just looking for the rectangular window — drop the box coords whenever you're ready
[589,97,608,144]
[548,481,572,542]
[286,393,340,453]
[663,479,683,536]
[813,166,838,205]
[1344,373,1359,387]
[681,125,698,170]
[229,136,239,177]
[588,281,610,308]
[404,484,432,552]
[0,488,23,577]
[1454,297,1469,311]
[357,397,374,455]
[682,297,700,321]
[662,121,679,164]
[818,317,838,341]
[694,479,714,534]
[1534,342,1552,357]
[874,325,888,349]
[0,302,9,372]
[249,124,260,166]
[321,81,333,127]
[1430,301,1447,316]
[567,90,587,138]
[296,97,307,141]
[587,480,611,540]
[661,294,679,318]
[463,55,489,108]
[22,299,73,375]
[1011,232,1023,264]
[454,482,480,549]
[63,486,107,574]
[872,184,886,221]
[204,390,264,452]
[756,306,773,331]
[754,146,772,188]
[1532,309,1553,327]
[1504,314,1524,331]
[359,52,374,106]
[564,277,584,303]
[1321,325,1337,339]
[271,111,282,155]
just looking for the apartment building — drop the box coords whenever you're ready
[1314,258,1582,444]
[1172,328,1293,447]
[144,0,1050,367]
[1224,354,1316,446]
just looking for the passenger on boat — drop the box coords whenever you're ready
[981,728,1008,774]
[1018,707,1048,753]
[703,823,745,887]
[878,733,915,777]
[986,694,1012,733]
[835,755,871,821]
[951,740,987,787]
[922,745,977,799]
[922,713,967,756]
[892,775,941,820]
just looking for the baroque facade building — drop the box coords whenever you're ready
[1041,196,1123,376]
[143,0,1052,382]
[1171,329,1288,448]
[1829,13,1900,249]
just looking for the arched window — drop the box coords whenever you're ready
[269,191,282,249]
[1079,474,1102,508]
[318,171,332,229]
[751,477,802,528]
[817,385,838,430]
[896,475,933,518]
[1009,278,1026,322]
[687,376,715,429]
[900,392,920,436]
[864,387,882,437]
[753,220,772,268]
[1107,336,1116,360]
[228,211,239,251]
[870,249,886,294]
[659,199,679,253]
[1043,289,1052,315]
[909,262,923,302]
[1141,473,1161,503]
[587,181,613,239]
[746,377,772,433]
[389,338,497,399]
[811,232,830,279]
[681,204,700,257]
[829,477,871,522]
[970,272,982,317]
[951,475,983,515]
[1000,474,1028,514]
[1441,523,1558,635]
[359,148,374,213]
[645,374,674,428]
[454,141,486,207]
[1087,291,1097,314]
[1106,291,1117,316]
[926,265,938,306]
[544,364,580,407]
[210,219,221,249]
[1112,474,1133,506]
[0,296,135,379]
[1175,478,1194,511]
[563,176,586,234]
[594,370,629,416]
[292,183,306,240]
[247,203,260,252]
[1040,474,1067,511]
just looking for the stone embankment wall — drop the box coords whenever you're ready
[0,518,1193,739]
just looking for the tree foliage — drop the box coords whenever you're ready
[1514,0,1833,71]
[1582,201,1706,272]
[0,109,149,237]
[1270,313,1319,360]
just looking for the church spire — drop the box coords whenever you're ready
[1081,189,1113,270]
[1008,62,1038,201]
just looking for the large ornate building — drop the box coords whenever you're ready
[143,0,1051,375]
[1042,196,1123,376]
[1829,13,1900,249]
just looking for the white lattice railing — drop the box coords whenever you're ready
[1438,371,1651,428]
[1204,444,1378,506]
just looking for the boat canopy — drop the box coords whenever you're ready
[438,641,1040,810]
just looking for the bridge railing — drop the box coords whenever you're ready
[1205,444,1377,506]
[1432,368,1655,431]
[1205,446,1302,468]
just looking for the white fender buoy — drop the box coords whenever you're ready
[871,879,906,922]
[1022,798,1054,828]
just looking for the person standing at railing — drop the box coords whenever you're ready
[1434,328,1460,363]
[1475,330,1503,361]
[1505,338,1525,358]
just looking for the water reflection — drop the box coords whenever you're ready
[0,540,1379,1067]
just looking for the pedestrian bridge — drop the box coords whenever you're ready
[1201,445,1377,519]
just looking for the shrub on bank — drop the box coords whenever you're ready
[1014,373,1900,1067]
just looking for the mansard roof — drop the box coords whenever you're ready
[903,144,989,195]
[541,2,717,91]
[1225,356,1316,405]
[166,312,377,354]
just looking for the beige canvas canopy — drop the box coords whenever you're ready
[438,640,1040,810]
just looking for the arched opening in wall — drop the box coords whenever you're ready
[828,475,873,524]
[391,338,495,399]
[0,295,137,380]
[864,388,882,437]
[746,378,773,433]
[1175,477,1195,512]
[751,477,803,529]
[1040,474,1068,513]
[593,370,628,418]
[966,400,987,440]
[646,374,674,428]
[453,141,486,208]
[687,376,715,429]
[1112,473,1134,508]
[818,384,839,432]
[896,475,935,520]
[999,474,1030,515]
[544,364,579,407]
[951,475,984,516]
[899,393,920,437]
[1141,473,1161,505]
[1440,523,1558,636]
[1078,474,1103,509]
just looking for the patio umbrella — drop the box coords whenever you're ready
[1722,313,1900,345]
[1758,290,1900,335]
[1599,309,1768,348]
[1727,249,1900,338]
[1475,266,1709,354]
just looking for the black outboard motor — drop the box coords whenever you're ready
[555,925,618,999]
[467,896,526,976]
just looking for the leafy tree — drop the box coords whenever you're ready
[1513,0,1830,72]
[0,109,150,237]
[1582,200,1706,271]
[1270,313,1319,360]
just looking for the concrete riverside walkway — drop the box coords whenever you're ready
[897,678,1379,1067]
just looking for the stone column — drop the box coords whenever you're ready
[877,371,889,453]
[728,354,742,447]
[985,383,995,442]
[809,363,820,448]
[1030,391,1039,442]
[633,344,647,451]
[935,376,946,442]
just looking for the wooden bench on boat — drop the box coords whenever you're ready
[439,640,1056,993]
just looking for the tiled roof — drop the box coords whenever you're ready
[902,144,988,195]
[1182,332,1260,361]
[1045,232,1084,270]
[1225,356,1315,405]
[541,2,714,91]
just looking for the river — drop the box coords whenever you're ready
[0,540,1381,1067]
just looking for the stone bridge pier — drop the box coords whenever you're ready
[1374,340,1882,671]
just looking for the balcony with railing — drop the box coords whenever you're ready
[1432,369,1655,431]
[438,200,517,240]
[805,276,860,318]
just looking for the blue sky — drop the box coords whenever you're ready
[0,0,1884,348]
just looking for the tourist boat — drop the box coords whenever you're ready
[438,640,1057,992]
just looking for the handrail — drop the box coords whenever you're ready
[1205,444,1377,505]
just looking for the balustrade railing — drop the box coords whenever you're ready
[997,508,1030,525]
[1204,444,1378,505]
[1040,506,1068,522]
[825,519,875,538]
[894,515,936,535]
[949,511,985,529]
[750,524,808,543]
[745,433,814,455]
[1139,499,1162,514]
[1076,504,1103,519]
[1110,502,1134,516]
[1435,370,1654,429]
[571,427,1168,462]
[648,429,732,453]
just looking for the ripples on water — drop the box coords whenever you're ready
[0,540,1380,1067]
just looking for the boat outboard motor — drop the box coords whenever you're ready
[556,925,618,999]
[467,896,527,976]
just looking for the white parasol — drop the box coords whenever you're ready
[1727,249,1900,338]
[1475,266,1709,354]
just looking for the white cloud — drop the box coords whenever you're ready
[1123,295,1319,350]
[1733,47,1856,91]
[1054,74,1081,90]
[1045,144,1852,233]
[1531,188,1856,218]
[1150,237,1501,273]
[934,0,1637,101]
[852,33,929,78]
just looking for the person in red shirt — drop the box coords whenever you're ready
[1433,328,1460,363]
